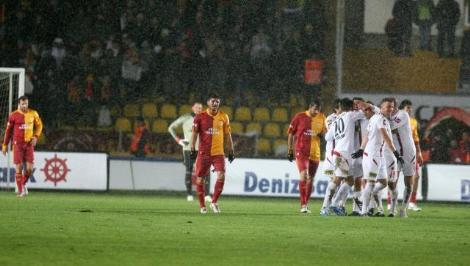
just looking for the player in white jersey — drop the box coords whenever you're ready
[389,98,417,217]
[323,99,341,178]
[319,99,340,213]
[321,98,369,216]
[351,98,404,216]
[348,99,376,216]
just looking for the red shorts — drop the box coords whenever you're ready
[13,142,34,164]
[296,156,319,177]
[195,154,225,177]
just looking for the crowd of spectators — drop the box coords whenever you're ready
[0,0,327,130]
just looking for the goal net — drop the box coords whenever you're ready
[0,68,25,191]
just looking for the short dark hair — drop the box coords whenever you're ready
[18,95,28,101]
[366,100,374,105]
[399,99,413,110]
[340,97,353,111]
[380,97,396,106]
[309,99,321,108]
[352,97,364,102]
[207,92,220,101]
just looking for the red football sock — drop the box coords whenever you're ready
[15,173,23,194]
[196,183,205,208]
[299,180,306,206]
[305,180,313,204]
[212,179,225,203]
[23,170,31,185]
[410,191,417,203]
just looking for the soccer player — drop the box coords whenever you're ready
[190,93,234,214]
[322,99,341,178]
[349,99,376,216]
[399,99,423,211]
[2,96,43,197]
[287,100,327,213]
[389,98,417,217]
[322,98,367,216]
[352,98,404,216]
[168,102,211,202]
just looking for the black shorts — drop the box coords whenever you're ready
[183,150,194,172]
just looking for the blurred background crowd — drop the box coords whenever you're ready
[0,0,469,164]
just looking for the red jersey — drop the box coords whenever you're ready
[192,109,231,156]
[3,109,43,147]
[288,111,326,161]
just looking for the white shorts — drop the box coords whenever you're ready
[351,157,363,178]
[362,153,387,180]
[384,150,398,182]
[323,153,335,177]
[399,152,417,177]
[333,150,352,178]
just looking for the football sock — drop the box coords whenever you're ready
[352,190,361,212]
[299,180,306,206]
[332,182,350,207]
[402,184,412,210]
[322,182,337,209]
[212,179,225,203]
[372,183,386,210]
[390,188,398,214]
[185,171,192,195]
[196,182,205,208]
[361,183,373,215]
[15,173,23,194]
[305,179,313,204]
[410,191,417,203]
[22,170,31,185]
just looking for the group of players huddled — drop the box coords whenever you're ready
[169,93,422,216]
[3,93,422,217]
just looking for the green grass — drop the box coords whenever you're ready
[0,192,469,266]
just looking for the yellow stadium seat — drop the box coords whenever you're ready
[230,122,244,135]
[257,138,271,154]
[115,117,132,133]
[142,103,158,118]
[264,123,281,138]
[253,107,270,122]
[272,107,288,122]
[123,103,140,118]
[245,122,262,135]
[234,106,252,121]
[38,134,46,145]
[152,119,169,133]
[273,139,288,156]
[283,123,290,137]
[220,106,233,118]
[160,104,177,119]
[179,104,192,116]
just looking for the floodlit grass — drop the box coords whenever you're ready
[0,191,469,266]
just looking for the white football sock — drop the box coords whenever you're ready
[332,182,350,207]
[322,181,337,209]
[361,182,374,215]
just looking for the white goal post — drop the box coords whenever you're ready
[0,67,25,190]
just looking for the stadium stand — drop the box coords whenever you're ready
[253,107,270,122]
[245,122,262,135]
[123,104,141,118]
[142,103,158,118]
[160,104,178,119]
[272,107,289,122]
[235,107,252,122]
[115,117,132,133]
[264,123,281,138]
[230,122,244,135]
[152,119,169,134]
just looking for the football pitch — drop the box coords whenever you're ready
[0,192,469,266]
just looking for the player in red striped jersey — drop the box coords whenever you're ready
[2,96,43,197]
[287,100,326,213]
[190,93,234,214]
